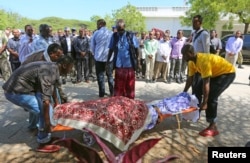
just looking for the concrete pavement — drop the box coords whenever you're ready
[0,65,249,162]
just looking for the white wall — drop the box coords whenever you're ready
[145,17,192,37]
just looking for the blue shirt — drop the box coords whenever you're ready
[91,27,112,62]
[109,32,138,68]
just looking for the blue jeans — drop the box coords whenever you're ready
[4,92,51,143]
[95,61,114,97]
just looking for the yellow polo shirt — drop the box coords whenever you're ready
[188,53,235,78]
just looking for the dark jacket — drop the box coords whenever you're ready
[60,35,75,55]
[73,36,90,59]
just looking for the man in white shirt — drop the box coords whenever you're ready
[153,34,172,83]
[225,30,243,67]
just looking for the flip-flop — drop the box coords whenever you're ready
[36,144,60,153]
[199,128,219,137]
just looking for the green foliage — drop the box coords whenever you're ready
[38,17,93,31]
[0,3,145,33]
[180,0,221,30]
[90,3,146,32]
[112,3,146,32]
[0,9,8,30]
[222,0,250,33]
[182,0,250,34]
[0,9,96,32]
[90,14,116,30]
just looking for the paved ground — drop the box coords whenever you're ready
[0,65,250,163]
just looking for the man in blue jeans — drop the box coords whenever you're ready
[22,43,66,132]
[2,55,73,144]
[91,19,114,97]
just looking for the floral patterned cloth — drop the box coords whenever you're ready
[53,93,198,150]
[53,96,152,151]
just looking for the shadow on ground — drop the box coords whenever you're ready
[0,76,249,162]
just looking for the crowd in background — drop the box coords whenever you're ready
[0,21,245,88]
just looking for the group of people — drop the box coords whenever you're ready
[0,18,140,146]
[0,14,241,149]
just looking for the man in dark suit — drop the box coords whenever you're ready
[60,27,76,84]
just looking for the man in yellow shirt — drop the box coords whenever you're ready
[181,44,235,137]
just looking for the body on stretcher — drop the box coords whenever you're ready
[52,107,199,132]
[50,92,199,150]
[50,109,199,148]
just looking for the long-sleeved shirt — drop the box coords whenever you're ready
[192,28,210,53]
[74,36,90,58]
[225,37,243,55]
[18,34,36,63]
[108,31,139,68]
[170,37,186,59]
[144,39,158,57]
[91,27,112,62]
[156,40,172,62]
[3,61,60,101]
[32,35,53,52]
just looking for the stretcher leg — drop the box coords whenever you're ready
[175,114,181,129]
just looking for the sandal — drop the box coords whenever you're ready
[199,128,219,137]
[36,144,60,153]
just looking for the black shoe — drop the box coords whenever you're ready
[62,79,66,84]
[146,79,149,83]
[238,66,244,69]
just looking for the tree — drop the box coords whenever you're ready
[223,0,250,34]
[90,14,115,31]
[0,9,8,30]
[181,0,250,34]
[0,3,146,33]
[112,3,146,32]
[180,0,222,30]
[6,12,28,29]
